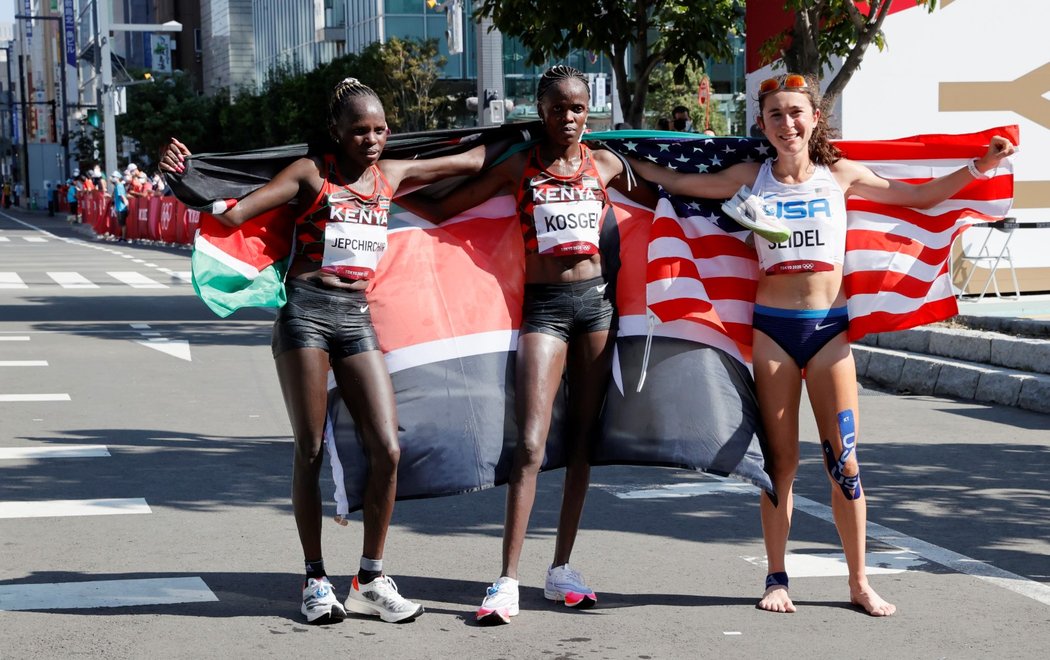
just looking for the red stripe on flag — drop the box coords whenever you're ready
[845,268,952,299]
[847,297,960,341]
[846,228,957,266]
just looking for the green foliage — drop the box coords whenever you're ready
[117,71,222,165]
[761,0,937,107]
[474,0,741,128]
[361,37,449,133]
[71,119,100,173]
[645,61,728,135]
[117,38,457,160]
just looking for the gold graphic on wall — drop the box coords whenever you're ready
[940,61,1050,209]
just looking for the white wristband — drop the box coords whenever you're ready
[967,158,992,180]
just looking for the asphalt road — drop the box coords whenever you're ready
[1,210,1048,659]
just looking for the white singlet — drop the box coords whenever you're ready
[751,159,847,275]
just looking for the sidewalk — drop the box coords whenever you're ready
[957,293,1050,321]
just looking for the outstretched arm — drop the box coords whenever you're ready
[628,157,760,199]
[380,144,489,191]
[396,155,518,223]
[842,135,1016,209]
[158,137,318,227]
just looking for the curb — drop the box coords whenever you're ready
[855,325,1050,415]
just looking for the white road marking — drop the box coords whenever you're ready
[0,336,30,341]
[23,236,47,243]
[0,577,218,611]
[0,236,9,242]
[792,495,1050,608]
[741,551,927,577]
[0,360,48,366]
[611,481,754,499]
[0,445,110,459]
[604,476,1050,608]
[135,338,192,361]
[0,498,150,519]
[130,324,192,361]
[0,394,71,402]
[47,272,99,289]
[0,272,27,288]
[107,271,167,288]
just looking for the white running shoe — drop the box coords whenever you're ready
[476,576,520,625]
[344,575,424,623]
[721,185,792,243]
[300,577,347,624]
[544,564,597,609]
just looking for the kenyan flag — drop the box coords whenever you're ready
[190,206,296,318]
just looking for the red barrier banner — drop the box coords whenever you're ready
[147,197,162,241]
[99,196,117,236]
[124,198,137,239]
[79,192,98,229]
[129,198,150,240]
[178,205,201,245]
[158,198,180,243]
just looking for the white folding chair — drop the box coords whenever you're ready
[954,219,1020,300]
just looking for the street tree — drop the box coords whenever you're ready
[117,72,222,166]
[645,60,729,134]
[359,37,449,133]
[761,0,937,108]
[474,0,741,128]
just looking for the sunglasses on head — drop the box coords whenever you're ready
[758,74,809,96]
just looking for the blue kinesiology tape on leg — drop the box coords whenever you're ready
[822,409,861,500]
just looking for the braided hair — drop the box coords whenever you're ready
[327,77,383,142]
[536,65,589,101]
[757,73,842,166]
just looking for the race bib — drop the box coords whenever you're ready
[321,222,387,280]
[533,200,603,256]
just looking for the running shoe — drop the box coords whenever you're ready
[344,575,424,623]
[476,576,519,625]
[544,564,597,609]
[300,576,347,624]
[721,185,792,244]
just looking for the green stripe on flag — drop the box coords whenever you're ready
[191,248,287,318]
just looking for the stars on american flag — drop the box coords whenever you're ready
[601,135,771,176]
[596,134,772,235]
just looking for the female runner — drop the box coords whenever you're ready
[160,78,493,625]
[630,73,1014,616]
[404,65,637,624]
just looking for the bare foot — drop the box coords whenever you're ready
[851,586,896,616]
[757,585,796,613]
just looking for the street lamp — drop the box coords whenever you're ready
[95,7,181,176]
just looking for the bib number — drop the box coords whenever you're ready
[321,222,386,280]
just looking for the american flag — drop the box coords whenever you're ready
[593,125,1018,365]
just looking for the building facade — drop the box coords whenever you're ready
[199,0,254,96]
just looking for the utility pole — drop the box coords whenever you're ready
[97,0,116,177]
